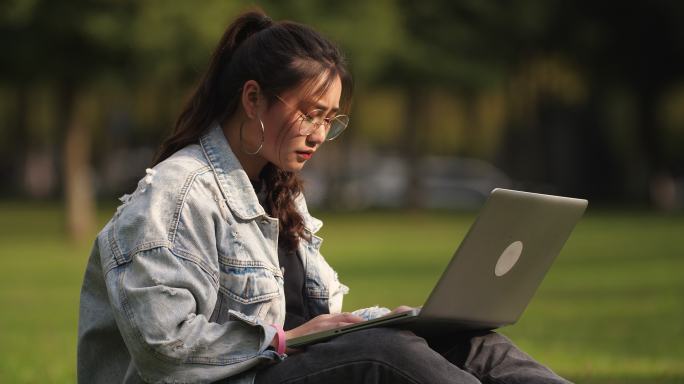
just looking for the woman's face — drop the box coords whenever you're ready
[256,75,343,173]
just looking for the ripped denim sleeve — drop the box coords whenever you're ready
[108,246,279,383]
[115,168,157,217]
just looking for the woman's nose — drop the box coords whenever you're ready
[306,123,327,144]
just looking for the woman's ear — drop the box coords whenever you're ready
[240,80,261,119]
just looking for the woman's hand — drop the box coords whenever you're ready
[285,312,365,340]
[389,305,416,315]
[271,313,365,354]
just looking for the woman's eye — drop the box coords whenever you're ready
[305,109,326,123]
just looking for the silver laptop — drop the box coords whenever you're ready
[288,188,588,348]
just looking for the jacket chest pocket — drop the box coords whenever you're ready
[218,257,282,319]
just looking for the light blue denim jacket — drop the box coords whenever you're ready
[77,122,349,384]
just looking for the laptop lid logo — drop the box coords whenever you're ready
[495,241,523,277]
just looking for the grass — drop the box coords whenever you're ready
[0,203,682,383]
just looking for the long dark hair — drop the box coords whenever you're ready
[153,9,353,252]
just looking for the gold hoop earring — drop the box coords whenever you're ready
[240,117,265,155]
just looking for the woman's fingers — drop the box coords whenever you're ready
[315,312,364,325]
[284,312,367,340]
[390,305,415,314]
[338,312,365,323]
[319,313,364,330]
[335,320,366,328]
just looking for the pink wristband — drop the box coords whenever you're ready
[270,324,286,355]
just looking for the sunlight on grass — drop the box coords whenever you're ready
[0,203,682,383]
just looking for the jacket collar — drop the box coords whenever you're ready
[199,121,322,234]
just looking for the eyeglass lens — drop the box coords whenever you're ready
[299,109,349,141]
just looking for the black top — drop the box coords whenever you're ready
[278,246,310,330]
[251,179,311,331]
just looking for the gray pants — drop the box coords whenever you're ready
[254,328,572,384]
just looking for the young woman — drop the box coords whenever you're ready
[77,10,572,384]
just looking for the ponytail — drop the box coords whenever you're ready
[154,11,273,164]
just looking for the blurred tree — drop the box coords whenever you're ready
[1,0,137,241]
[497,0,684,203]
[128,1,248,129]
[563,0,684,203]
[378,0,526,207]
[0,0,252,240]
[3,0,684,213]
[382,0,684,206]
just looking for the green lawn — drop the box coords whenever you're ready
[0,203,682,383]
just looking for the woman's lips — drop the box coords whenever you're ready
[296,151,313,160]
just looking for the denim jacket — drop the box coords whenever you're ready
[77,122,349,384]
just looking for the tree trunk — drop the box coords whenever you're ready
[14,86,29,196]
[402,86,426,209]
[60,82,96,242]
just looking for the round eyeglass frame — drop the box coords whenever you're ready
[274,94,349,141]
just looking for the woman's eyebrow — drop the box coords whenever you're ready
[309,101,339,114]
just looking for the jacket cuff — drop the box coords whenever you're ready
[228,310,281,357]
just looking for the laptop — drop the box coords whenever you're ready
[288,188,588,348]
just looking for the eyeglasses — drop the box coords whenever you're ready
[275,95,349,141]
